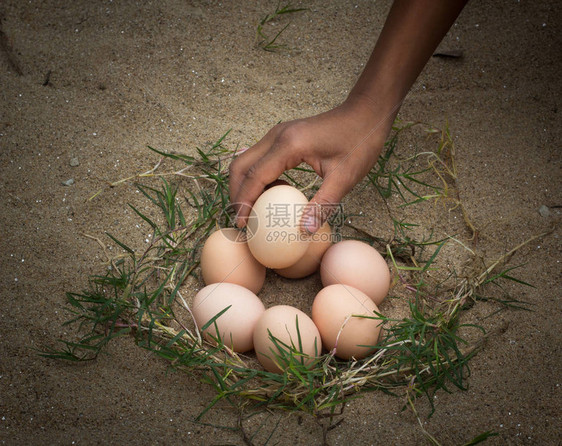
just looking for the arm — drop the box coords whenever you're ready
[229,0,468,233]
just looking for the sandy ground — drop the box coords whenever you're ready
[1,0,560,444]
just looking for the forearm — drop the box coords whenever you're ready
[348,0,468,113]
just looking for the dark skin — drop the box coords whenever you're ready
[229,0,469,233]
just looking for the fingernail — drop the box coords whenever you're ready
[235,216,246,229]
[237,146,249,155]
[302,213,320,234]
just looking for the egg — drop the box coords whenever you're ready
[312,284,383,360]
[253,305,322,373]
[320,240,390,306]
[193,283,265,353]
[246,185,310,269]
[200,228,266,294]
[275,222,333,279]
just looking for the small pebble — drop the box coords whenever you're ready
[62,178,75,186]
[538,205,550,217]
[70,157,80,167]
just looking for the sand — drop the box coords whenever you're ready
[1,0,560,444]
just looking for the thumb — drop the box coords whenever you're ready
[301,179,347,234]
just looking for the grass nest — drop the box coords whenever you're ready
[41,122,544,444]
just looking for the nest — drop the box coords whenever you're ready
[43,123,544,423]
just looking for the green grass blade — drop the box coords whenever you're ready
[105,232,135,255]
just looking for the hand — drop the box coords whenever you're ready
[229,0,468,233]
[229,95,397,233]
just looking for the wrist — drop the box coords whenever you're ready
[344,91,400,117]
[340,92,399,138]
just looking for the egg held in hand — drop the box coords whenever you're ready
[200,228,266,294]
[275,222,333,279]
[193,283,265,353]
[253,305,322,373]
[312,284,383,360]
[320,240,390,306]
[246,185,310,269]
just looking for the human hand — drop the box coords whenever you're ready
[229,95,397,233]
[229,0,468,234]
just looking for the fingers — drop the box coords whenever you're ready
[301,175,351,234]
[229,126,302,227]
[236,149,301,227]
[229,129,278,203]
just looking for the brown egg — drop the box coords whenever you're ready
[312,284,383,360]
[253,305,322,373]
[247,185,310,269]
[320,240,390,306]
[193,283,265,353]
[200,228,266,294]
[275,222,333,279]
